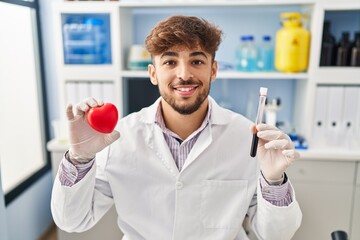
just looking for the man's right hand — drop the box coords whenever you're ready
[66,98,120,164]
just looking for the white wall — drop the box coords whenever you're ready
[6,172,53,240]
[0,170,9,240]
[0,1,58,239]
[39,0,63,138]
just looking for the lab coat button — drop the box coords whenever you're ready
[175,181,183,190]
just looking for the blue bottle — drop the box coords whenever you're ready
[236,35,257,72]
[257,35,274,71]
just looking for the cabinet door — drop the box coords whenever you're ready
[286,160,355,240]
[351,163,360,240]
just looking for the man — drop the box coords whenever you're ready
[51,15,302,240]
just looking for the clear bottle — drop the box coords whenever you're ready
[320,21,336,66]
[257,35,274,71]
[350,32,360,67]
[336,32,352,66]
[236,35,257,72]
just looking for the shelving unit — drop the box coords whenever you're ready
[121,70,309,80]
[50,1,360,239]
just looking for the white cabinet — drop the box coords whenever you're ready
[351,163,360,239]
[286,159,356,240]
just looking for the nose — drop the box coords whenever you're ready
[176,62,193,81]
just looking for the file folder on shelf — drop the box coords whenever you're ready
[312,86,329,148]
[341,87,359,149]
[326,86,344,147]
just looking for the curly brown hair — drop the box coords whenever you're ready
[145,15,223,61]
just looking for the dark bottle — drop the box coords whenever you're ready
[320,21,336,66]
[336,32,352,66]
[331,230,348,240]
[350,32,360,66]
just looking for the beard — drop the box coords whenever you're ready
[158,78,211,115]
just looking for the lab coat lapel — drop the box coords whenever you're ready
[181,124,212,172]
[146,124,180,177]
[180,97,229,172]
[141,98,179,177]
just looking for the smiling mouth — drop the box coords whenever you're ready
[173,85,198,97]
[174,86,198,92]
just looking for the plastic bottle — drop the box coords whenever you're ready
[320,21,336,66]
[257,35,274,71]
[275,12,310,72]
[235,35,257,72]
[350,32,360,66]
[336,32,352,66]
[62,16,111,64]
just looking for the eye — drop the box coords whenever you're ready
[192,60,205,65]
[163,60,176,65]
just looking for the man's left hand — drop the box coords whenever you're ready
[252,124,300,182]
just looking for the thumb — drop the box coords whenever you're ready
[66,104,75,121]
[104,130,120,145]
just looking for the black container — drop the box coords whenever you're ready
[320,21,336,66]
[336,32,352,66]
[350,32,360,66]
[331,230,348,240]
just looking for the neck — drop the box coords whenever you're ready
[161,98,209,140]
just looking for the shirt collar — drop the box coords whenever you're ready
[140,96,231,126]
[155,100,212,141]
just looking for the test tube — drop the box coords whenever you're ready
[250,87,268,157]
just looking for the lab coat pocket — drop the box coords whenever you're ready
[200,179,248,229]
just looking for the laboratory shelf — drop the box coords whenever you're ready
[121,70,308,80]
[314,68,360,85]
[298,148,360,162]
[118,0,316,8]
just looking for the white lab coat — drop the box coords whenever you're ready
[51,97,302,240]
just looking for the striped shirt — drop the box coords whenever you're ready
[154,101,211,171]
[59,100,292,206]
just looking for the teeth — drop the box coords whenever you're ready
[177,87,193,92]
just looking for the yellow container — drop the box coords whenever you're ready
[275,12,310,72]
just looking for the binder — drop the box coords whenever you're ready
[341,87,359,149]
[312,86,329,148]
[356,87,360,148]
[102,82,115,103]
[77,82,90,101]
[65,81,78,113]
[90,82,103,101]
[326,86,344,147]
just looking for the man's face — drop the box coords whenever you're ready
[148,45,217,115]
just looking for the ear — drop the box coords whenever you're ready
[148,64,158,85]
[210,60,218,82]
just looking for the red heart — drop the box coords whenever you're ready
[86,103,119,134]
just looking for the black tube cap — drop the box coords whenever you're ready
[331,230,348,240]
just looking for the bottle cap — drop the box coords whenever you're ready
[263,35,271,41]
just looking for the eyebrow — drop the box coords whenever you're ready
[160,52,178,59]
[190,51,208,59]
[160,51,208,59]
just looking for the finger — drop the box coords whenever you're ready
[256,123,279,131]
[94,98,104,106]
[66,104,75,121]
[257,129,283,140]
[105,130,121,145]
[257,127,292,142]
[76,101,90,116]
[264,139,291,150]
[282,149,300,161]
[86,97,100,108]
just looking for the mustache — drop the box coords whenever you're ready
[171,79,202,87]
